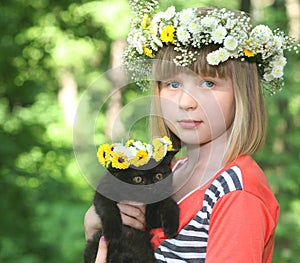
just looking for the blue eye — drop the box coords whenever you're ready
[202,81,215,89]
[168,81,181,89]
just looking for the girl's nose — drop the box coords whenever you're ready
[178,90,198,111]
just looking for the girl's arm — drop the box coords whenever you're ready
[84,205,101,241]
[84,202,146,241]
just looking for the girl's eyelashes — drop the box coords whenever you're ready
[169,81,182,89]
[161,79,215,89]
[162,80,182,89]
[201,80,215,89]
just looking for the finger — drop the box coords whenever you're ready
[117,203,146,230]
[95,236,108,263]
[117,202,146,220]
[120,212,146,230]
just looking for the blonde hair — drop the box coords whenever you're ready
[149,44,266,165]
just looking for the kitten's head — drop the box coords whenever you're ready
[107,150,178,185]
[97,137,178,202]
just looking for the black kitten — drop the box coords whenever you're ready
[84,150,179,263]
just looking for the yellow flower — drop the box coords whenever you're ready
[149,22,154,35]
[141,14,149,29]
[152,138,165,162]
[97,144,112,167]
[111,152,130,169]
[163,136,173,151]
[131,150,149,167]
[244,40,256,57]
[143,46,154,58]
[243,48,255,57]
[160,25,175,44]
[125,139,135,147]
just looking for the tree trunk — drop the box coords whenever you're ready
[240,0,251,13]
[105,40,127,140]
[58,70,77,126]
[286,0,300,40]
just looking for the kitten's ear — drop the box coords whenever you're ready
[163,150,179,165]
[107,166,118,175]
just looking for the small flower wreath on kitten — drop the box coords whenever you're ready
[97,136,173,170]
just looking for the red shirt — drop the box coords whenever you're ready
[151,155,279,262]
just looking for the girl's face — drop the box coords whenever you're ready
[159,71,235,146]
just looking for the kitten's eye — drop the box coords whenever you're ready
[153,173,164,182]
[132,176,143,184]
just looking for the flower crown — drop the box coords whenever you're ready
[123,0,300,94]
[97,136,173,170]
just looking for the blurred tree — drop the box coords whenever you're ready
[252,0,300,262]
[0,0,299,262]
[0,0,130,262]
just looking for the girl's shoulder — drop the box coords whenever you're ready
[221,154,273,197]
[203,155,279,217]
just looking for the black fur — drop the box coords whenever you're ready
[84,151,179,263]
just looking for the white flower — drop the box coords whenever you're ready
[276,56,287,67]
[178,8,195,24]
[152,12,164,23]
[224,36,238,51]
[271,66,284,78]
[270,55,286,68]
[163,5,176,20]
[177,26,190,43]
[215,48,230,62]
[263,72,275,82]
[211,26,227,44]
[225,18,236,29]
[133,140,146,150]
[132,32,144,54]
[273,35,283,49]
[251,25,273,42]
[114,145,134,159]
[188,19,202,34]
[146,144,153,158]
[207,51,220,65]
[201,16,218,28]
[151,35,163,48]
[128,146,137,157]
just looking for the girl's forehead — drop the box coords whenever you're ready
[153,60,229,82]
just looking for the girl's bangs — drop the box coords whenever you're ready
[152,45,231,82]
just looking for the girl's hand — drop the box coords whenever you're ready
[117,201,146,230]
[84,201,146,242]
[84,205,101,241]
[84,201,146,241]
[95,236,108,263]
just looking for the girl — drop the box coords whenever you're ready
[85,2,298,262]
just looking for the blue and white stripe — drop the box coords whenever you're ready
[154,166,243,262]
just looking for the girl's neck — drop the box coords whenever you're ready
[172,132,228,202]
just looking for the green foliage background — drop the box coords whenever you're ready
[0,0,299,262]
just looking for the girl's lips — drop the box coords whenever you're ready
[178,120,202,129]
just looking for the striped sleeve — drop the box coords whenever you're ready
[154,166,243,262]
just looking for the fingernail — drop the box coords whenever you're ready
[100,235,106,242]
